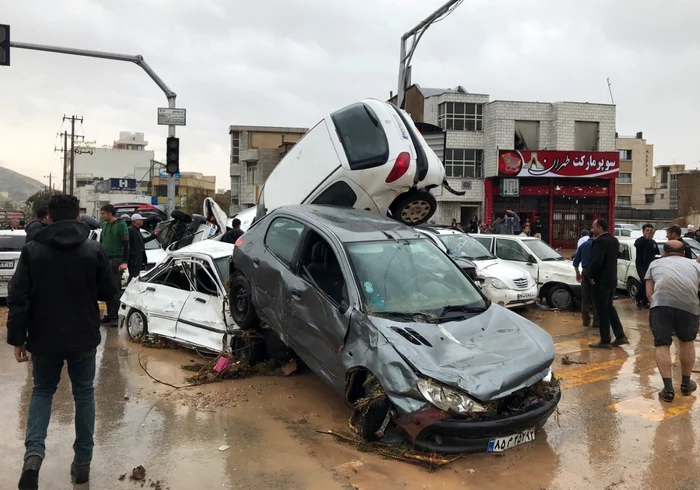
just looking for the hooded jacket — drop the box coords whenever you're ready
[6,220,118,354]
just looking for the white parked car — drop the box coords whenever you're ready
[416,226,538,308]
[254,98,448,227]
[0,230,26,298]
[471,235,581,310]
[118,240,237,353]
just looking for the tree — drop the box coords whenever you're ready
[25,190,54,217]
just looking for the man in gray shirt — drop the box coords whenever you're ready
[645,240,700,402]
[493,210,520,235]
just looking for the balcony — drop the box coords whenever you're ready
[241,149,259,163]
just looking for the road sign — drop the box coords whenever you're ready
[157,107,186,126]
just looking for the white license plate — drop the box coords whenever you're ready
[487,428,535,452]
[517,293,535,300]
[0,260,14,269]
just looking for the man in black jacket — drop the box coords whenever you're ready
[6,194,117,489]
[127,213,158,283]
[220,218,244,245]
[666,225,693,259]
[24,207,48,243]
[634,223,658,309]
[588,218,629,349]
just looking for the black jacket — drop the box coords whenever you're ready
[634,236,657,271]
[127,225,157,268]
[220,228,244,245]
[6,220,117,354]
[24,219,47,243]
[679,238,693,259]
[588,233,619,289]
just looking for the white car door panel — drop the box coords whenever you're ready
[177,292,228,352]
[141,283,188,339]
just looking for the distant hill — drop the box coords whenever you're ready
[0,165,45,201]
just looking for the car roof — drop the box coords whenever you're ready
[274,205,423,243]
[0,230,26,236]
[418,226,464,236]
[168,239,234,259]
[473,234,536,241]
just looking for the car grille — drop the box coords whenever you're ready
[513,277,529,289]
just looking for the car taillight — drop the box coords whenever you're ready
[385,152,411,183]
[234,237,244,247]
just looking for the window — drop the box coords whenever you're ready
[0,235,25,252]
[619,150,632,160]
[156,185,179,197]
[574,121,599,151]
[618,173,632,183]
[660,193,664,199]
[438,102,483,131]
[645,194,655,204]
[437,234,495,260]
[330,102,389,170]
[514,121,540,150]
[472,236,493,250]
[501,178,520,196]
[246,163,257,185]
[191,261,219,296]
[231,131,240,165]
[298,231,346,305]
[444,149,483,178]
[618,244,631,260]
[230,176,240,197]
[149,262,192,291]
[495,239,531,262]
[311,181,357,207]
[265,217,305,267]
[616,196,631,207]
[527,240,563,261]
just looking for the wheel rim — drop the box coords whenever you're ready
[400,200,431,223]
[628,281,639,297]
[128,313,145,339]
[551,289,572,309]
[233,284,248,318]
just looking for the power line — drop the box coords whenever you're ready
[62,115,84,195]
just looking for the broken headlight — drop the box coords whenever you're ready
[416,379,487,415]
[542,368,553,383]
[485,277,508,289]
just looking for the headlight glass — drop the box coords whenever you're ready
[543,368,553,383]
[486,277,509,289]
[416,379,487,414]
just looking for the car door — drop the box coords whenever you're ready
[176,258,230,352]
[617,244,632,289]
[494,237,539,280]
[283,228,352,391]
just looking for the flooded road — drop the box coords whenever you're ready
[1,297,700,489]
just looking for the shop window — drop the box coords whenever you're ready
[618,173,632,183]
[645,195,655,204]
[514,121,540,150]
[574,121,599,151]
[501,179,520,196]
[616,196,631,207]
[619,149,632,160]
[438,102,483,131]
[444,149,483,178]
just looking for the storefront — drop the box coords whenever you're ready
[484,150,619,249]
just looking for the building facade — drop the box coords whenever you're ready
[150,171,216,212]
[229,125,308,214]
[614,133,653,210]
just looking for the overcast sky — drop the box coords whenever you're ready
[2,0,698,191]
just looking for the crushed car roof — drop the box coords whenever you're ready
[168,239,234,259]
[276,205,424,243]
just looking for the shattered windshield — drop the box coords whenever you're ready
[525,239,564,261]
[345,239,486,316]
[438,233,495,260]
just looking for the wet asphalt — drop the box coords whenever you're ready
[1,297,700,490]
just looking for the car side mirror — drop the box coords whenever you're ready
[527,254,536,264]
[339,301,349,315]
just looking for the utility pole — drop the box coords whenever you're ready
[54,132,69,193]
[63,115,83,195]
[44,173,53,192]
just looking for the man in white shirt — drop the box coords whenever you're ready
[577,229,589,249]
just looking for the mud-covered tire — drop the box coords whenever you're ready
[229,275,259,330]
[546,285,573,310]
[356,378,391,442]
[231,332,267,366]
[126,309,148,341]
[389,191,437,226]
[627,278,641,299]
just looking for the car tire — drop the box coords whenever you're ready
[229,275,260,330]
[230,332,267,366]
[627,278,641,299]
[389,190,437,226]
[356,378,391,442]
[126,309,148,341]
[546,285,573,310]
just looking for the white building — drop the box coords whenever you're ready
[75,184,152,218]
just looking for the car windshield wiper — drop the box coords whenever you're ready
[371,311,437,323]
[472,255,495,261]
[437,304,488,320]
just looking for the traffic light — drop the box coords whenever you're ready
[166,136,179,175]
[0,24,9,67]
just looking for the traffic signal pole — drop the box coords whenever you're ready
[8,40,179,217]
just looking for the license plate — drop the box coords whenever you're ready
[517,293,535,300]
[0,260,14,269]
[487,428,535,452]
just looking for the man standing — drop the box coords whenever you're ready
[99,204,129,326]
[127,213,157,283]
[493,210,520,235]
[221,218,244,245]
[588,218,629,349]
[573,231,598,328]
[645,240,699,402]
[634,224,658,309]
[7,194,117,488]
[577,230,590,249]
[8,216,21,231]
[24,208,49,243]
[666,225,692,259]
[519,224,531,237]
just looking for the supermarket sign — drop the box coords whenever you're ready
[498,150,619,178]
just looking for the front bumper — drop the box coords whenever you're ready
[407,389,561,455]
[482,283,538,308]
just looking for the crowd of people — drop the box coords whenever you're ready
[448,211,544,238]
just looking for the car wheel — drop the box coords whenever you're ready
[231,332,267,366]
[356,377,391,442]
[229,275,260,330]
[126,309,148,341]
[389,191,437,226]
[627,278,641,298]
[546,285,573,310]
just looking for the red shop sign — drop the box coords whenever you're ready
[498,150,619,178]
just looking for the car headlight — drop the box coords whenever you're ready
[416,378,487,415]
[543,368,553,383]
[485,277,509,289]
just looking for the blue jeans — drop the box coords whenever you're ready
[24,349,97,464]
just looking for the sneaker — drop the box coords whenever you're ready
[18,455,42,490]
[659,388,675,402]
[71,462,90,485]
[612,336,630,347]
[635,302,644,310]
[588,341,613,350]
[681,379,697,396]
[100,316,112,324]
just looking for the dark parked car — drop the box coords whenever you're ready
[229,205,560,454]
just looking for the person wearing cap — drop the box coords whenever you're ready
[127,213,157,283]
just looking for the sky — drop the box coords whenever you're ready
[1,0,699,191]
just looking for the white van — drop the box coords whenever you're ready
[254,99,450,227]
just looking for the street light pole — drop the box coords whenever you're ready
[397,0,463,109]
[10,41,179,217]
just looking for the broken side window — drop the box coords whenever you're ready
[190,260,220,296]
[297,231,347,305]
[149,262,193,291]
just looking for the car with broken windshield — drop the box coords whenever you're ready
[229,205,560,454]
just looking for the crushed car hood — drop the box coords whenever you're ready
[370,305,554,402]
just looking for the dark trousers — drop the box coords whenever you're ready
[106,259,122,319]
[593,284,626,344]
[128,265,143,284]
[635,266,649,305]
[25,349,97,464]
[581,268,598,326]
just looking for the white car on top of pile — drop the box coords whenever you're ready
[0,230,26,298]
[416,226,538,309]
